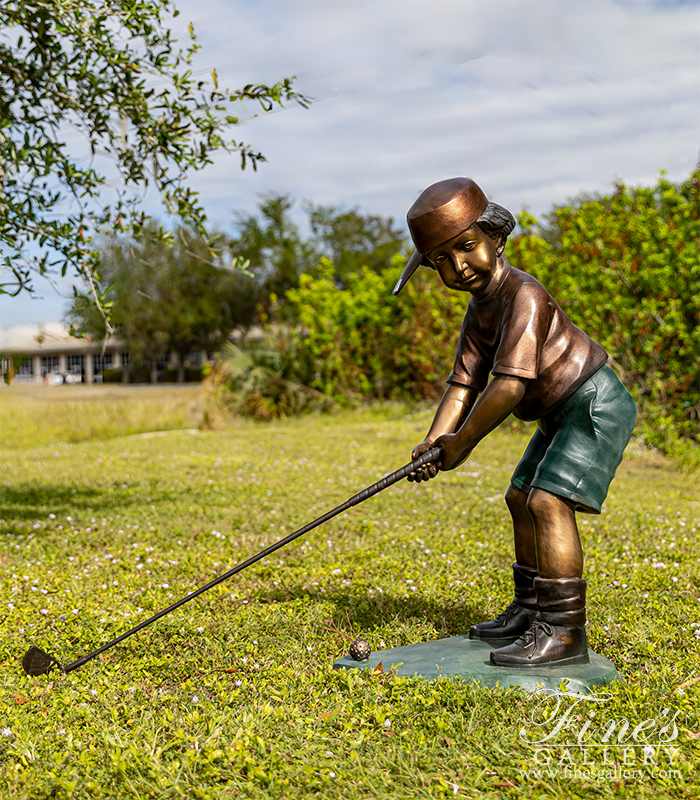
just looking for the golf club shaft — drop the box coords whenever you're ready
[60,445,443,673]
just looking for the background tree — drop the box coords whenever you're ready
[70,224,244,382]
[305,203,409,286]
[259,168,698,455]
[226,194,409,316]
[226,194,310,313]
[508,167,700,445]
[0,0,308,325]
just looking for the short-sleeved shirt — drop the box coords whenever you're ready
[447,263,607,421]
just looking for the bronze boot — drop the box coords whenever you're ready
[489,577,589,667]
[469,563,538,641]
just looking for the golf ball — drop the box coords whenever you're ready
[349,638,371,661]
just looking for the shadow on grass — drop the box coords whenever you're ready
[17,583,500,680]
[0,483,166,524]
[248,584,491,638]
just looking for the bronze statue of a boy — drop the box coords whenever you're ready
[395,178,636,667]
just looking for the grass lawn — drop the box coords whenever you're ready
[0,385,698,798]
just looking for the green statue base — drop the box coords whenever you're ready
[333,636,619,695]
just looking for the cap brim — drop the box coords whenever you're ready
[392,250,424,295]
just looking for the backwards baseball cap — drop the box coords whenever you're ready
[392,177,489,295]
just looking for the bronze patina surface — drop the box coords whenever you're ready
[398,177,636,670]
[407,177,489,254]
[394,177,489,295]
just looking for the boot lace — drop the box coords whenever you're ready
[515,620,554,658]
[492,602,523,627]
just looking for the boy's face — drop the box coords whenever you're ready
[425,225,501,297]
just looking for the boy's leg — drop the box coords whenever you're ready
[489,488,588,666]
[468,485,538,640]
[506,484,537,570]
[526,488,583,578]
[489,366,636,666]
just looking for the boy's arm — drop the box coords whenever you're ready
[408,384,478,482]
[436,375,527,470]
[423,384,479,445]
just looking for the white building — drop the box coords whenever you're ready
[1,322,259,384]
[0,322,131,384]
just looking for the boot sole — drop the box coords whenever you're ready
[468,635,521,646]
[490,652,590,668]
[469,632,521,643]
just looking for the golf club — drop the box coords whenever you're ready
[22,445,443,676]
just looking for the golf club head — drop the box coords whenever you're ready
[22,646,59,676]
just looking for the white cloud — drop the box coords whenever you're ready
[2,0,698,325]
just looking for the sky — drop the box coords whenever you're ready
[1,0,699,327]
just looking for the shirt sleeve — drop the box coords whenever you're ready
[446,310,491,391]
[492,283,552,379]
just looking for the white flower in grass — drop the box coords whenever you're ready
[235,680,243,687]
[1,728,12,738]
[192,695,199,704]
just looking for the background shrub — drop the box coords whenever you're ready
[276,169,699,456]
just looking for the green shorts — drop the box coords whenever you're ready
[510,365,637,514]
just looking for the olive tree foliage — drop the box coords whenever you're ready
[0,0,308,326]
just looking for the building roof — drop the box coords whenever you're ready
[0,322,123,355]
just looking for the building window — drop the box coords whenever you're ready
[93,352,113,375]
[17,358,34,376]
[121,352,130,367]
[185,348,203,366]
[66,354,85,381]
[41,356,59,376]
